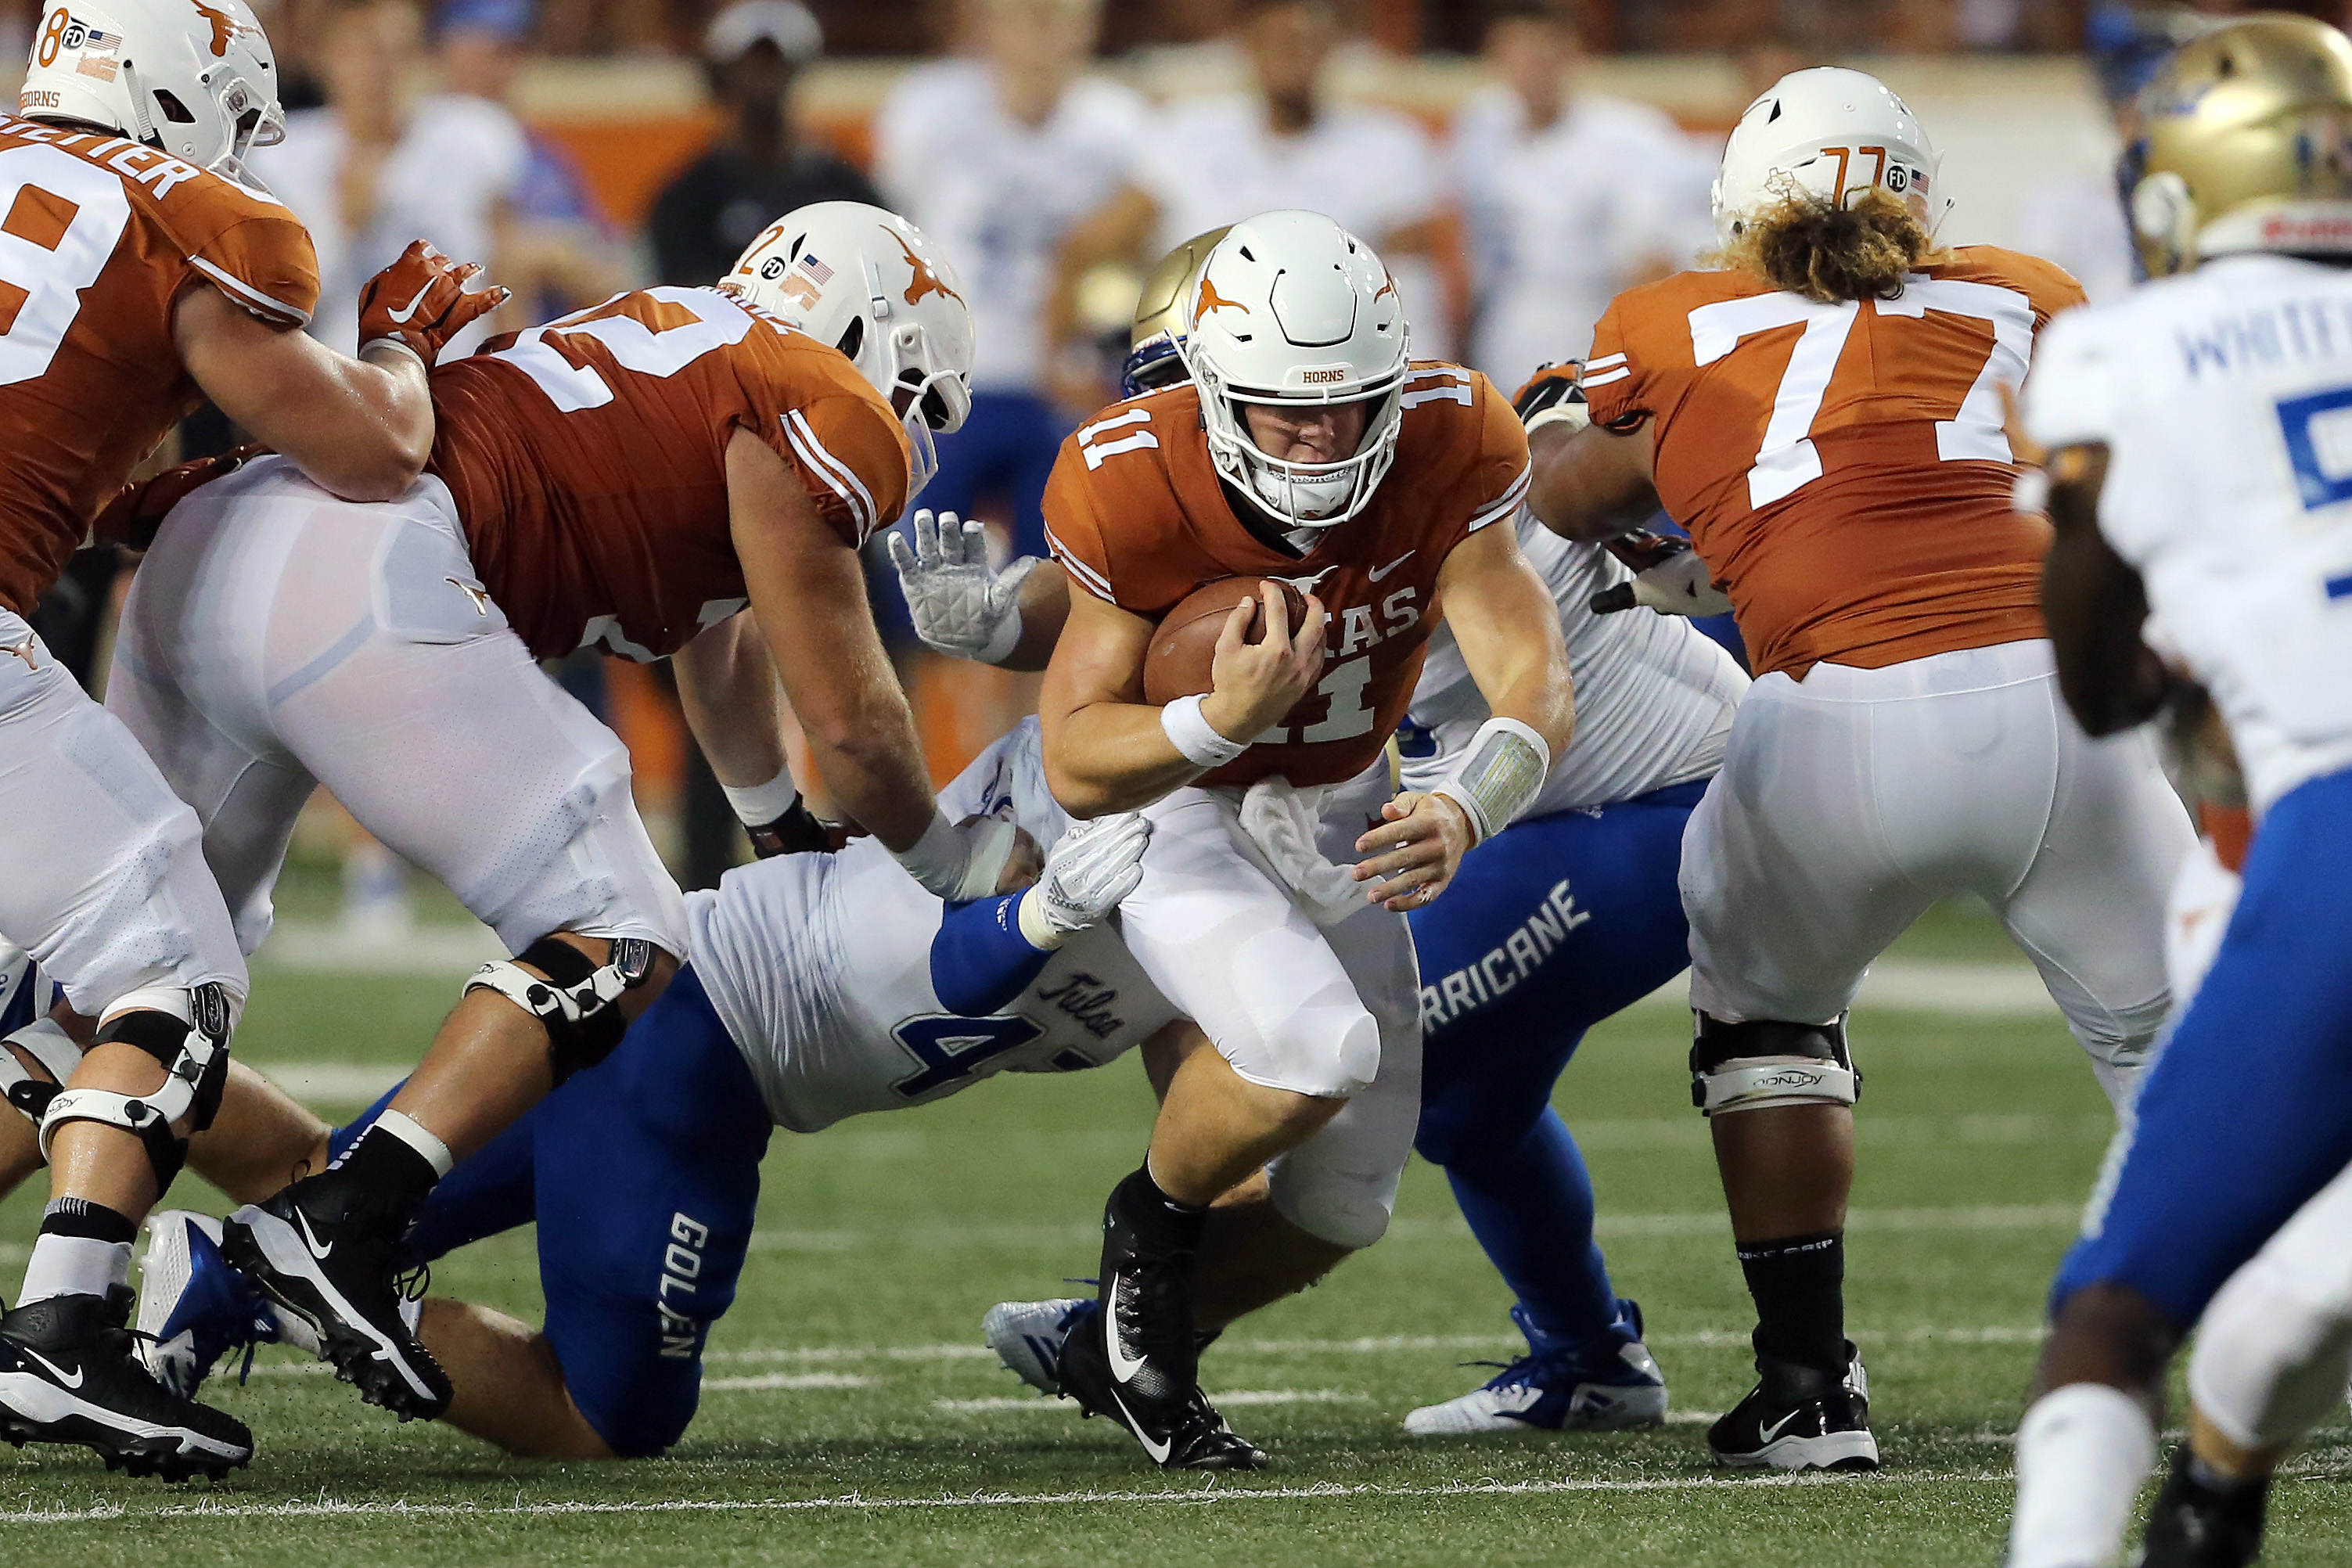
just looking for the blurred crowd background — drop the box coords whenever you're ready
[0,0,2327,926]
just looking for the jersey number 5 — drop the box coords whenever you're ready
[0,146,131,388]
[1689,278,2037,509]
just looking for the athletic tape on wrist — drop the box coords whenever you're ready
[976,608,1025,666]
[1523,401,1591,438]
[1161,694,1250,769]
[894,812,1017,903]
[1432,717,1550,845]
[358,337,428,373]
[721,765,800,828]
[1016,888,1066,950]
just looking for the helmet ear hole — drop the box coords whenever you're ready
[835,316,865,361]
[153,90,197,124]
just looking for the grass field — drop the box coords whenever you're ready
[4,900,2347,1566]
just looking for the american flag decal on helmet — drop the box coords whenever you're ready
[799,255,834,284]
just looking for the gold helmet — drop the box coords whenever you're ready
[1119,226,1231,397]
[2126,14,2352,277]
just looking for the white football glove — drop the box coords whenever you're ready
[886,509,1039,665]
[1017,813,1152,949]
[1590,532,1735,618]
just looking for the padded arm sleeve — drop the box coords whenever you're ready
[929,894,1053,1018]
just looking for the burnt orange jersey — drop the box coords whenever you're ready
[430,286,912,660]
[0,113,317,617]
[1046,363,1530,788]
[1584,246,2083,679]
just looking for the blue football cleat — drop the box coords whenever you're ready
[135,1211,281,1399]
[1405,1300,1670,1436]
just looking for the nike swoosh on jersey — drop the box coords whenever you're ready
[1102,1275,1150,1382]
[383,279,437,325]
[1368,552,1415,582]
[18,1346,84,1389]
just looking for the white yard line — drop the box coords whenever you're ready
[704,1372,869,1392]
[935,1389,1370,1413]
[0,1469,2021,1525]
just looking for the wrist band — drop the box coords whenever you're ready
[721,766,800,827]
[976,608,1024,667]
[1523,401,1591,438]
[1433,716,1552,847]
[2012,467,2052,516]
[894,811,1016,902]
[1016,888,1066,950]
[358,337,427,373]
[1160,694,1250,769]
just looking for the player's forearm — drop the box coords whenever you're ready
[674,617,790,789]
[999,563,1074,674]
[1042,700,1206,818]
[1527,423,1658,544]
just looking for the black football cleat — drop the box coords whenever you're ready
[0,1288,252,1480]
[220,1171,451,1421]
[2137,1447,2269,1568]
[1707,1343,1879,1472]
[1056,1309,1269,1470]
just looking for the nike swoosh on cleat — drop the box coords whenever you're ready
[1102,1380,1174,1465]
[1756,1407,1807,1446]
[1102,1275,1149,1383]
[18,1347,83,1389]
[383,279,436,325]
[293,1210,334,1262]
[1368,552,1415,582]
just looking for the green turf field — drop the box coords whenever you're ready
[4,901,2346,1565]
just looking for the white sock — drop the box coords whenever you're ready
[2009,1383,2159,1568]
[18,1234,131,1305]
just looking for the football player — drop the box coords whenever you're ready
[1524,68,2196,1470]
[1025,210,1573,1468]
[0,0,498,1476]
[2006,20,2352,1567]
[131,721,1397,1461]
[901,236,1750,1440]
[89,202,1013,1426]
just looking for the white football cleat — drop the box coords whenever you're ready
[1406,1301,1670,1437]
[983,1296,1096,1396]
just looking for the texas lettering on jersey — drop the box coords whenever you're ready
[1045,364,1530,787]
[429,285,912,660]
[0,113,317,617]
[1584,246,2084,679]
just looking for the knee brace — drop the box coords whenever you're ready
[38,983,234,1186]
[466,936,656,1087]
[0,1018,83,1145]
[1689,1012,1860,1116]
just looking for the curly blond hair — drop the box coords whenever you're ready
[1711,186,1948,304]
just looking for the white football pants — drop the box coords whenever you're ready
[106,459,687,962]
[1681,639,2194,1105]
[1121,762,1420,1250]
[0,609,246,1017]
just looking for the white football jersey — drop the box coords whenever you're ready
[1450,86,1715,384]
[685,720,1179,1133]
[2026,253,2352,815]
[875,68,1149,394]
[1399,516,1745,815]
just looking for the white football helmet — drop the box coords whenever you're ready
[1712,67,1951,244]
[726,201,976,503]
[18,0,285,185]
[1179,210,1409,532]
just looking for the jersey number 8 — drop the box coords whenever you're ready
[0,146,132,389]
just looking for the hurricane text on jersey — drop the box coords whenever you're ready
[0,112,317,616]
[428,286,912,660]
[1584,247,2083,679]
[1045,365,1530,786]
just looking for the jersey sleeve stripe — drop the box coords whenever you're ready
[784,409,876,538]
[1466,465,1532,533]
[1580,366,1632,388]
[1584,353,1628,372]
[188,256,313,326]
[1044,527,1117,602]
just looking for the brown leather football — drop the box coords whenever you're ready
[1143,576,1311,704]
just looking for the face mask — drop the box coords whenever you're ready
[903,408,940,505]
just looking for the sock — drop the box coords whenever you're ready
[327,1109,452,1202]
[2008,1383,2158,1568]
[1443,1109,1620,1346]
[1738,1229,1847,1373]
[18,1198,137,1304]
[1110,1163,1208,1265]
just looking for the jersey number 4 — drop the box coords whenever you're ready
[1690,279,2037,510]
[0,146,131,388]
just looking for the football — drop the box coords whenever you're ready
[1142,575,1312,704]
